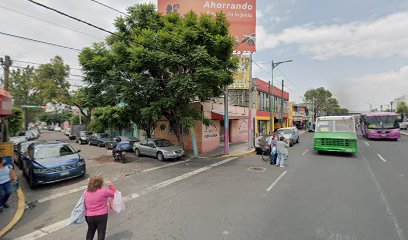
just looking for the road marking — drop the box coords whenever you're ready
[377,153,387,162]
[140,159,191,174]
[15,157,238,240]
[362,152,405,240]
[266,171,287,192]
[302,149,309,156]
[33,159,191,204]
[364,141,370,146]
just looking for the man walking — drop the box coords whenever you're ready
[276,136,289,168]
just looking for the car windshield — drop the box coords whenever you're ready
[316,119,355,132]
[34,145,76,159]
[366,116,399,129]
[99,134,110,138]
[80,131,92,136]
[277,129,293,134]
[11,137,26,142]
[154,139,173,147]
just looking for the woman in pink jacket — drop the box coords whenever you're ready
[85,176,115,240]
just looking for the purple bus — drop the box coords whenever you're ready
[360,112,400,140]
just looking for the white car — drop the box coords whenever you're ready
[54,126,62,131]
[399,121,408,130]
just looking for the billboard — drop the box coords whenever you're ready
[229,55,251,89]
[158,0,256,52]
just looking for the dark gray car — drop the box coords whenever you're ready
[133,138,184,161]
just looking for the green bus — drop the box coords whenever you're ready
[314,116,358,153]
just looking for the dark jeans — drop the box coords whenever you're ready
[86,214,108,240]
[0,181,12,207]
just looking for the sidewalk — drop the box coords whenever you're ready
[186,142,254,159]
[0,188,25,238]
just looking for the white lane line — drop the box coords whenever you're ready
[362,153,405,240]
[302,149,309,156]
[364,141,370,146]
[15,157,238,240]
[377,154,387,162]
[266,171,287,192]
[140,159,191,173]
[34,159,191,204]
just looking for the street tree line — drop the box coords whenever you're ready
[304,87,349,117]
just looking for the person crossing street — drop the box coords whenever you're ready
[276,136,289,168]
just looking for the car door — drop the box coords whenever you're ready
[146,140,157,156]
[138,140,148,155]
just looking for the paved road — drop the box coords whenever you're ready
[4,132,408,240]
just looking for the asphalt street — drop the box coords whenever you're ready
[4,132,408,240]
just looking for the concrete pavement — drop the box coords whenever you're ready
[3,132,408,240]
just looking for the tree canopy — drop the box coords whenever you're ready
[304,87,348,117]
[396,102,408,114]
[90,106,131,133]
[8,107,24,136]
[79,4,238,146]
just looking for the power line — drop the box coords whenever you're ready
[27,0,117,36]
[0,4,103,40]
[0,31,81,51]
[13,60,82,71]
[89,0,128,15]
[10,65,85,81]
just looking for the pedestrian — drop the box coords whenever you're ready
[276,136,289,168]
[268,135,277,165]
[0,159,17,213]
[84,176,116,240]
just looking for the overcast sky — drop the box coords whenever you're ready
[1,0,408,111]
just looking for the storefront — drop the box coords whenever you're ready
[154,102,249,153]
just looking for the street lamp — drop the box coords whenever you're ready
[270,60,292,133]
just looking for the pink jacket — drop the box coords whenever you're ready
[84,188,114,216]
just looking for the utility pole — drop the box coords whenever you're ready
[279,79,284,128]
[380,105,383,112]
[247,53,253,150]
[269,81,273,135]
[390,101,393,112]
[224,86,229,155]
[1,55,12,91]
[270,59,292,133]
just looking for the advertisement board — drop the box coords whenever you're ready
[229,55,251,89]
[157,0,256,52]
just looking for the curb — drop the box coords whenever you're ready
[0,187,26,238]
[215,149,255,159]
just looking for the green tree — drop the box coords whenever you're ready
[396,102,408,114]
[304,87,343,117]
[89,106,131,133]
[8,107,24,136]
[70,115,81,125]
[79,4,238,146]
[34,56,71,104]
[39,112,71,125]
[9,66,40,106]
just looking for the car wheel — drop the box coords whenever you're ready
[135,148,141,157]
[157,152,164,161]
[297,137,300,144]
[98,142,101,147]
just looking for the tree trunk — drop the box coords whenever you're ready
[170,119,184,149]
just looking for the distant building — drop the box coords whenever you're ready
[292,103,309,130]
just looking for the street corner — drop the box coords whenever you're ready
[0,187,26,238]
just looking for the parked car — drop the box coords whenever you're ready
[276,127,300,147]
[22,141,86,188]
[47,125,55,131]
[14,140,46,169]
[133,138,184,161]
[399,121,408,130]
[54,126,62,131]
[256,135,272,154]
[10,136,29,150]
[105,136,140,150]
[75,131,92,145]
[69,124,86,140]
[88,133,112,147]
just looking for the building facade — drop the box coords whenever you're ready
[254,78,290,136]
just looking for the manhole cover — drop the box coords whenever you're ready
[248,167,266,172]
